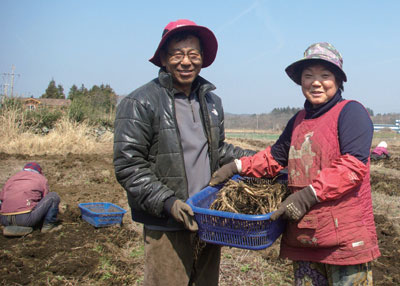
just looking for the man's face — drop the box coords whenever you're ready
[161,35,203,94]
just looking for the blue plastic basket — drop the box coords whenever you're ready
[186,177,286,250]
[78,202,127,227]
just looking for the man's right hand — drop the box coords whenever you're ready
[209,161,238,186]
[170,200,198,231]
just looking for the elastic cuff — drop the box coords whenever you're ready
[163,196,178,216]
[308,185,320,202]
[234,159,242,173]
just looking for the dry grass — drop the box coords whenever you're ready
[0,106,24,140]
[0,108,113,155]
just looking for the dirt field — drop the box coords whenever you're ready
[1,139,400,286]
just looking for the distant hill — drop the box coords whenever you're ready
[225,110,400,131]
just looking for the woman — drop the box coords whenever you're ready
[210,42,380,285]
[371,141,390,160]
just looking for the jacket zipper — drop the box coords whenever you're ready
[169,90,189,197]
[188,95,196,122]
[198,90,213,171]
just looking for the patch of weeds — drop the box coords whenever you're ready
[98,256,117,281]
[93,245,103,253]
[240,264,252,272]
[101,271,113,280]
[100,256,111,269]
[130,245,144,258]
[55,275,64,281]
[223,253,232,259]
[135,276,144,285]
[261,266,293,285]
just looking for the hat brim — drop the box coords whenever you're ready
[149,25,218,68]
[285,58,347,85]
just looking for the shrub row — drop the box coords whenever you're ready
[1,98,115,132]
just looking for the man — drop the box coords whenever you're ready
[0,162,61,236]
[113,19,255,286]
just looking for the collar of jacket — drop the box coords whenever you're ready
[158,68,216,96]
[304,89,344,119]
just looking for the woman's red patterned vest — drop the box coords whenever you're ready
[280,100,380,265]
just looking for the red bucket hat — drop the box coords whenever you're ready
[149,19,218,68]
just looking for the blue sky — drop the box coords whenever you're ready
[1,0,399,115]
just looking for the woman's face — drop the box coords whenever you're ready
[301,64,339,108]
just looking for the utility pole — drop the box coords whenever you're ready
[10,65,16,97]
[2,83,9,97]
[256,114,259,130]
[2,65,20,98]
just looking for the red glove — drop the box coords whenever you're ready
[270,186,317,221]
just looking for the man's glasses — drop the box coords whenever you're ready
[167,50,202,64]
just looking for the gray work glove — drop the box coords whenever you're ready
[270,186,318,221]
[170,200,198,231]
[209,161,238,186]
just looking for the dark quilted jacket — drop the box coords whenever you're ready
[113,69,255,227]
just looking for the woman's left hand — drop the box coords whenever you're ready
[270,186,318,221]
